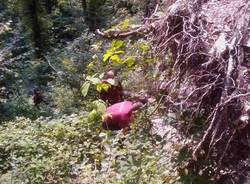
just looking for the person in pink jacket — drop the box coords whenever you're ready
[102,101,143,130]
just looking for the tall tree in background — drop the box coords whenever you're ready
[17,0,51,57]
[43,0,58,14]
[84,0,106,31]
[82,0,87,12]
[44,0,53,13]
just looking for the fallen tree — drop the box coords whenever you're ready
[152,0,250,182]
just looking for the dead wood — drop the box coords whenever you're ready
[150,0,250,181]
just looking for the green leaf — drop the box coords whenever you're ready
[87,76,101,84]
[124,57,136,67]
[113,50,124,55]
[110,55,122,64]
[87,110,98,122]
[111,40,124,49]
[144,58,154,63]
[81,81,90,97]
[106,79,115,85]
[103,50,113,62]
[139,43,150,51]
[122,19,130,29]
[96,83,111,92]
[92,100,106,113]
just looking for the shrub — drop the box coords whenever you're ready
[0,106,182,183]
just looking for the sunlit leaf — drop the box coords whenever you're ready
[110,55,122,64]
[139,42,150,51]
[96,83,111,92]
[106,79,115,85]
[99,73,105,79]
[144,58,154,63]
[87,76,101,84]
[111,40,124,49]
[92,100,106,113]
[103,50,113,62]
[87,62,94,69]
[87,110,98,122]
[122,19,130,29]
[92,54,99,60]
[124,57,136,67]
[81,81,90,97]
[113,50,124,55]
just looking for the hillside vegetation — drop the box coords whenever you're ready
[1,0,250,183]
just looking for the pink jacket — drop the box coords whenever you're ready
[102,101,133,130]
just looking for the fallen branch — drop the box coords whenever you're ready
[96,26,146,38]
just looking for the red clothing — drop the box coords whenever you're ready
[33,92,45,106]
[102,101,133,130]
[99,81,123,104]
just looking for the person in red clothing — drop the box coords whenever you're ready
[102,101,144,130]
[33,88,46,106]
[99,70,125,105]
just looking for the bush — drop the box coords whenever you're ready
[49,84,81,114]
[0,96,52,123]
[0,105,182,183]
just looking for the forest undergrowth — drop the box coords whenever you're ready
[1,0,250,183]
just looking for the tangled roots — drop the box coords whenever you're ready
[150,0,250,181]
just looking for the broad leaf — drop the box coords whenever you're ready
[81,81,90,97]
[92,100,106,114]
[124,57,136,67]
[111,40,124,49]
[103,50,113,62]
[96,83,111,92]
[106,79,115,85]
[121,19,130,29]
[139,42,150,51]
[87,77,101,84]
[110,55,122,64]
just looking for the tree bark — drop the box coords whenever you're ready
[45,0,52,14]
[29,0,43,57]
[82,0,87,12]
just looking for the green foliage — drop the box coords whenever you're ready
[102,38,156,68]
[179,109,207,135]
[83,31,157,98]
[81,81,90,97]
[0,109,176,184]
[49,84,81,114]
[0,1,215,184]
[179,172,212,184]
[0,95,52,123]
[81,73,115,97]
[0,115,99,183]
[17,0,52,56]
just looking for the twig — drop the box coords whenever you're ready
[45,56,59,73]
[215,129,236,175]
[147,95,165,117]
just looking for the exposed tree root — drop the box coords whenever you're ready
[151,0,250,181]
[97,0,250,181]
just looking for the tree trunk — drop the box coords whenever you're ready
[29,0,43,57]
[82,0,87,12]
[45,0,52,14]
